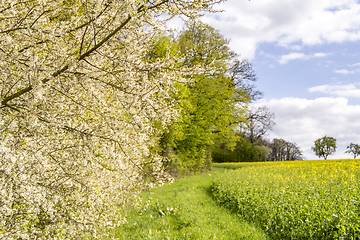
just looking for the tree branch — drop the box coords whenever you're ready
[0,27,26,34]
[1,64,69,105]
[78,15,132,60]
[1,0,170,108]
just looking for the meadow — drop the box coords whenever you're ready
[109,160,360,239]
[212,160,360,239]
[110,168,268,239]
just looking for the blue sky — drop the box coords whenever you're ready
[169,0,360,159]
[254,42,360,103]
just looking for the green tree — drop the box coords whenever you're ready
[311,136,337,160]
[212,135,270,163]
[345,143,360,159]
[153,22,259,173]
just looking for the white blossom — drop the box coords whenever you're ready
[0,0,224,238]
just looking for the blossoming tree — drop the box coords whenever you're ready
[0,0,223,238]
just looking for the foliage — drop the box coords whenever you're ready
[111,169,268,239]
[212,136,270,163]
[267,138,303,161]
[211,104,275,163]
[345,143,360,159]
[0,0,223,238]
[156,22,259,173]
[211,160,360,239]
[311,135,337,160]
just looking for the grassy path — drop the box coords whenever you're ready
[110,167,268,239]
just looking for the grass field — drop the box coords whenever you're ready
[110,167,268,239]
[108,160,360,239]
[212,160,360,239]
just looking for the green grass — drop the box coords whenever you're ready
[110,167,268,239]
[211,160,360,239]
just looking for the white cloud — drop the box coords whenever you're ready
[313,52,328,57]
[288,45,302,51]
[349,62,360,67]
[279,52,330,64]
[334,68,360,74]
[201,0,360,59]
[308,83,360,97]
[279,53,307,64]
[334,69,351,74]
[256,97,360,160]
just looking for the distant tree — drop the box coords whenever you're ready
[241,105,275,143]
[212,135,271,163]
[267,138,303,161]
[286,141,304,160]
[311,136,337,160]
[345,143,360,159]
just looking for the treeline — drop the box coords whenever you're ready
[213,136,304,163]
[211,105,303,162]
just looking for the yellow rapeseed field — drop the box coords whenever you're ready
[212,160,360,239]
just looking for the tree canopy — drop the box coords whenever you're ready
[154,22,260,173]
[212,135,271,163]
[311,136,337,160]
[345,143,360,159]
